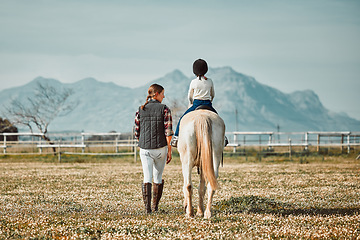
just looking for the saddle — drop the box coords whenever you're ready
[195,105,213,111]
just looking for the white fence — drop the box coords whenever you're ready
[0,132,137,162]
[226,131,360,154]
[1,131,360,161]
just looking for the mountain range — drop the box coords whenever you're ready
[0,67,359,133]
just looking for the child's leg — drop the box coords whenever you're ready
[174,117,181,136]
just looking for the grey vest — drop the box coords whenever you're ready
[138,100,167,149]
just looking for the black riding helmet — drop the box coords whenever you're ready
[193,59,208,78]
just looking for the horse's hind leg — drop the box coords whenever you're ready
[204,153,221,219]
[204,182,215,219]
[196,172,205,217]
[182,163,194,217]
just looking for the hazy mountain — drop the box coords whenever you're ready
[0,67,359,132]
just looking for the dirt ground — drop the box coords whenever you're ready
[0,156,359,239]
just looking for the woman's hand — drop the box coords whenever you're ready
[166,136,173,164]
[166,149,172,164]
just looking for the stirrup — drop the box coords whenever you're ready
[170,136,178,148]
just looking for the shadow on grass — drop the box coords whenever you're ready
[213,195,359,217]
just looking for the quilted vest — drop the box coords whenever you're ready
[138,100,167,149]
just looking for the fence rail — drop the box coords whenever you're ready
[226,131,360,154]
[1,131,360,161]
[0,132,137,162]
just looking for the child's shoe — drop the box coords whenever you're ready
[170,136,178,148]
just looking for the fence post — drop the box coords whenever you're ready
[243,135,246,153]
[233,134,237,153]
[58,140,61,163]
[347,134,351,154]
[317,134,320,153]
[259,135,261,152]
[268,134,273,150]
[115,135,119,153]
[289,138,292,160]
[134,142,137,163]
[3,135,6,154]
[305,132,309,151]
[81,134,85,153]
[39,136,42,153]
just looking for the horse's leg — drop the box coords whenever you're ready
[204,152,221,219]
[182,162,194,217]
[204,182,215,219]
[196,172,205,217]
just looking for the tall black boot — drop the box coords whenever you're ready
[142,182,152,214]
[224,136,229,147]
[152,180,164,211]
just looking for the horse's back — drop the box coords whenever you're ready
[180,110,225,131]
[178,110,225,152]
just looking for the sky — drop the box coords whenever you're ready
[0,0,360,120]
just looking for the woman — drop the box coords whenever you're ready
[134,83,173,213]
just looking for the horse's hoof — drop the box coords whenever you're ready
[196,207,204,217]
[204,210,212,219]
[185,206,194,217]
[196,211,204,217]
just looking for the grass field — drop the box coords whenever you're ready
[0,154,359,239]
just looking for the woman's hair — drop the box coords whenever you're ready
[141,83,164,110]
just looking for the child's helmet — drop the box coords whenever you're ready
[193,59,208,76]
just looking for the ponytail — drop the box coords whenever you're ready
[141,95,152,110]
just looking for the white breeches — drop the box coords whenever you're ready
[140,146,167,184]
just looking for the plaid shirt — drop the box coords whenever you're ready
[134,105,173,140]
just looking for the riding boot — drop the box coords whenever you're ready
[142,182,152,214]
[224,136,229,147]
[152,180,164,211]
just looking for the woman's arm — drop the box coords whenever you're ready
[164,106,173,163]
[166,136,172,164]
[134,110,140,140]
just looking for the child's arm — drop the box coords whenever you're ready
[188,81,194,104]
[188,88,194,104]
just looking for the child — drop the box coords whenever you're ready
[171,59,218,147]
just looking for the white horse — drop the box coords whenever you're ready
[178,109,225,218]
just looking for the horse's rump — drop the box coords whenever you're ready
[178,110,225,218]
[179,110,220,190]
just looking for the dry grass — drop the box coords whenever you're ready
[0,156,359,239]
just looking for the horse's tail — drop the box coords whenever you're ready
[195,115,218,190]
